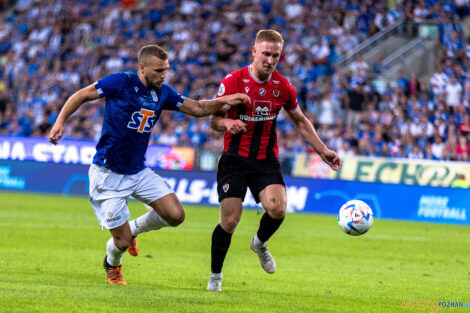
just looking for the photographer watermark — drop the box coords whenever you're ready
[400,300,470,312]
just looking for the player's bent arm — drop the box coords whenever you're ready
[179,93,250,118]
[49,85,100,144]
[55,85,100,125]
[287,109,327,154]
[287,108,342,171]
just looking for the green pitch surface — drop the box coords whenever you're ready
[0,192,469,313]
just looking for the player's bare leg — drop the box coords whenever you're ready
[104,222,133,285]
[127,194,185,256]
[207,198,243,292]
[251,184,287,274]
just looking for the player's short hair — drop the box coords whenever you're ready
[138,45,168,63]
[254,29,284,46]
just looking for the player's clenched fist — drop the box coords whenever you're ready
[49,123,64,145]
[223,119,247,134]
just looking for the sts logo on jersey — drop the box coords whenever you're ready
[127,108,156,133]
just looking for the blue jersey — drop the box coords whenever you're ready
[92,71,184,174]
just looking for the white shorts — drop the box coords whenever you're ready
[88,164,174,230]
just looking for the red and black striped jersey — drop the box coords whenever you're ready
[216,66,298,160]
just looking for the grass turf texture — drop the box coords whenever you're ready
[0,192,468,313]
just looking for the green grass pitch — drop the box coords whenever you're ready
[0,192,469,313]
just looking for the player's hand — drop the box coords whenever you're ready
[222,93,251,107]
[223,119,247,134]
[318,148,342,171]
[49,123,64,145]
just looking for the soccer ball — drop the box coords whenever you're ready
[337,200,374,236]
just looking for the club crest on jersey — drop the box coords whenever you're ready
[151,90,158,102]
[273,88,280,97]
[223,183,229,192]
[258,88,266,96]
[127,108,156,133]
[218,83,225,96]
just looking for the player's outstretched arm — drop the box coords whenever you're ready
[49,85,100,145]
[287,108,342,171]
[179,93,250,118]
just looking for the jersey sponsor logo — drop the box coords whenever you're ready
[252,100,272,116]
[127,108,157,133]
[218,83,225,96]
[273,88,280,97]
[239,114,277,122]
[106,215,121,223]
[244,86,250,93]
[255,106,269,116]
[239,100,276,121]
[258,88,266,96]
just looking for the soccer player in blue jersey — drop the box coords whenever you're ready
[49,45,250,285]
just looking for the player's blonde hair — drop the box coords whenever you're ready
[138,45,168,63]
[254,29,284,46]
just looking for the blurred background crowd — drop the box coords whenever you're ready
[1,0,470,162]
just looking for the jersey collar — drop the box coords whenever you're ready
[248,65,272,84]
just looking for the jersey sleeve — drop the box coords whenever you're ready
[216,73,238,110]
[284,81,299,113]
[162,84,185,111]
[94,72,127,97]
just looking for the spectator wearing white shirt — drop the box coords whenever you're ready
[431,135,445,159]
[318,91,340,125]
[445,75,463,113]
[337,141,355,158]
[285,0,303,19]
[408,143,424,159]
[430,64,449,97]
[349,54,368,78]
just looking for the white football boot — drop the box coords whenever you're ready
[206,272,223,292]
[250,237,276,274]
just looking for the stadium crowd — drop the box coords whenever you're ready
[0,0,470,162]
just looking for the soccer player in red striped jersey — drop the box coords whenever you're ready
[206,30,342,292]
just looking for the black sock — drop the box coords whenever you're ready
[211,224,232,274]
[257,213,284,243]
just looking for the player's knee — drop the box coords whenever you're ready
[167,208,185,227]
[265,201,286,219]
[220,216,240,233]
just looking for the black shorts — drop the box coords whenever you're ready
[217,153,285,203]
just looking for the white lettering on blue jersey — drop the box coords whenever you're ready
[127,108,157,133]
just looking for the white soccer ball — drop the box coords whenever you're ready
[337,200,374,236]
